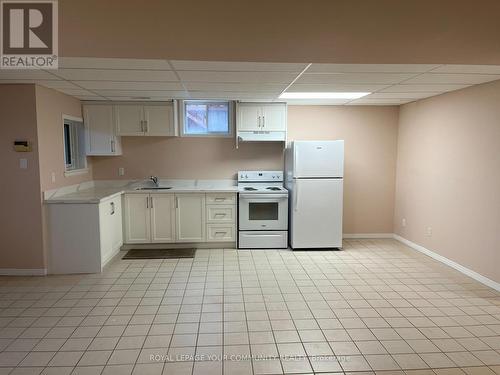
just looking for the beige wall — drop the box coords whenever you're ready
[394,80,500,283]
[0,84,88,271]
[288,106,399,234]
[35,85,91,191]
[0,85,45,269]
[91,137,284,180]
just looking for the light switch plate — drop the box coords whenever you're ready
[19,158,28,169]
[118,167,125,176]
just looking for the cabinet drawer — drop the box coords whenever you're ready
[206,205,235,223]
[206,193,236,205]
[207,224,235,242]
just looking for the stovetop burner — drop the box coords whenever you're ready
[266,187,282,191]
[243,187,258,191]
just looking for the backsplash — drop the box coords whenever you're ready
[91,136,284,180]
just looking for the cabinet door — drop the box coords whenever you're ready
[175,194,206,242]
[261,104,287,131]
[110,197,123,251]
[123,194,151,243]
[150,194,176,243]
[99,197,123,267]
[84,104,120,155]
[237,104,261,131]
[144,104,175,136]
[115,105,144,136]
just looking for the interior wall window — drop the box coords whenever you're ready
[63,118,87,173]
[180,100,233,137]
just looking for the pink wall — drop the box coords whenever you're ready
[395,79,500,283]
[288,106,399,234]
[0,85,45,270]
[91,137,284,180]
[35,85,92,191]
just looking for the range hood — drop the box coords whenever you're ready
[237,130,286,142]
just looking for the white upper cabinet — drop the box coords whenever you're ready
[237,104,262,131]
[115,105,144,136]
[115,102,177,137]
[261,104,287,131]
[236,102,287,132]
[83,104,122,156]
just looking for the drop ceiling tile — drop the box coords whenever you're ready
[177,70,297,83]
[0,79,36,84]
[0,70,59,80]
[35,80,81,89]
[404,73,500,85]
[52,68,178,82]
[74,81,184,90]
[59,57,171,70]
[284,98,350,105]
[95,90,189,98]
[188,91,277,100]
[430,64,500,74]
[77,96,108,101]
[380,84,468,93]
[104,96,180,101]
[171,60,307,72]
[307,64,440,73]
[58,88,98,96]
[364,92,442,99]
[348,98,412,105]
[287,83,389,92]
[297,72,415,85]
[184,82,286,92]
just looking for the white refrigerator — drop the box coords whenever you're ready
[285,140,344,249]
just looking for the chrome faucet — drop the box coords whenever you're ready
[149,176,159,187]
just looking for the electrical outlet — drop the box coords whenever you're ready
[118,167,125,176]
[19,158,28,169]
[425,226,433,237]
[402,218,406,227]
[51,172,56,183]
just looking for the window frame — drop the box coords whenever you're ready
[179,100,234,138]
[62,115,88,176]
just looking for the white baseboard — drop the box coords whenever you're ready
[343,233,394,239]
[393,234,500,292]
[0,268,47,276]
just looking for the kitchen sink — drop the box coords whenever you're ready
[135,187,172,190]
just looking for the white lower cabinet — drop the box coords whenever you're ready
[175,194,206,242]
[123,192,236,245]
[99,196,123,266]
[123,193,151,243]
[47,195,123,274]
[124,193,176,244]
[151,194,176,243]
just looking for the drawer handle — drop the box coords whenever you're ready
[214,198,226,201]
[214,231,227,235]
[214,213,226,217]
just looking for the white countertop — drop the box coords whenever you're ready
[44,179,239,204]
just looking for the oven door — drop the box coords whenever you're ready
[239,193,288,231]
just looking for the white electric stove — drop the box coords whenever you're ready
[237,171,288,249]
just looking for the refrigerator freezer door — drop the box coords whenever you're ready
[290,178,343,249]
[293,140,344,178]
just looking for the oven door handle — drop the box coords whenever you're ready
[239,193,288,199]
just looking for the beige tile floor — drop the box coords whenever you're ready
[0,239,499,375]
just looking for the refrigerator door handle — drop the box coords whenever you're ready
[294,183,299,211]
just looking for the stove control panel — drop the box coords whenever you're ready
[238,170,283,182]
